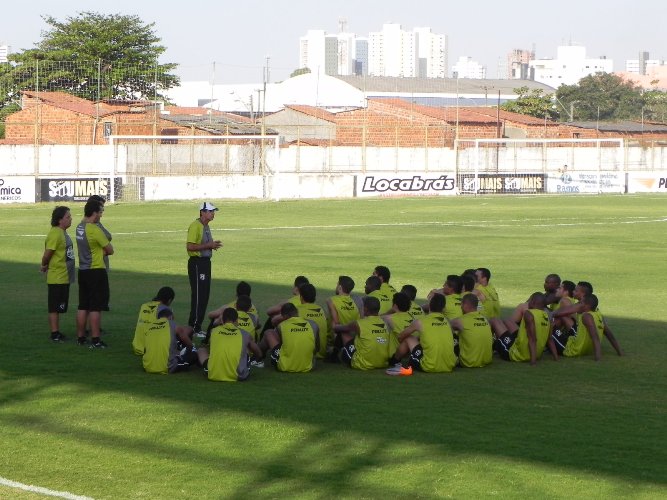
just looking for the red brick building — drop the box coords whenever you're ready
[3,91,261,144]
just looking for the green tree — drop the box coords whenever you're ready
[501,86,559,120]
[643,87,667,123]
[555,73,644,121]
[290,67,311,78]
[0,11,178,108]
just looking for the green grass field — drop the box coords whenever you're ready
[1,195,666,499]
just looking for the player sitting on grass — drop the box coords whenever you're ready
[295,284,328,359]
[449,294,493,368]
[364,275,393,315]
[261,303,320,373]
[400,284,424,318]
[386,293,457,375]
[261,275,310,335]
[132,286,193,356]
[373,265,397,298]
[335,296,390,370]
[551,294,623,360]
[426,274,464,320]
[489,292,557,365]
[208,280,260,323]
[197,307,263,382]
[474,267,500,319]
[205,294,259,345]
[140,307,197,374]
[382,292,416,355]
[551,280,593,344]
[326,275,363,362]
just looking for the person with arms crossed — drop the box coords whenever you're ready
[75,199,113,348]
[41,206,75,342]
[197,307,263,381]
[386,293,457,376]
[186,202,223,337]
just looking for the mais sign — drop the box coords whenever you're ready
[40,178,118,202]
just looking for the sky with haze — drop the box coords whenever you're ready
[2,0,664,83]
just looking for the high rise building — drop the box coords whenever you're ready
[626,51,663,75]
[507,48,534,79]
[414,27,447,78]
[354,38,368,76]
[452,56,486,79]
[530,45,613,86]
[300,30,338,75]
[299,23,448,79]
[368,23,417,77]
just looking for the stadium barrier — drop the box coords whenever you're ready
[2,139,667,202]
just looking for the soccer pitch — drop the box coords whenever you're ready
[1,195,666,499]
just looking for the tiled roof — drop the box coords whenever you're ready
[22,91,116,117]
[368,98,557,126]
[163,106,255,123]
[285,138,340,146]
[160,114,273,135]
[284,105,338,122]
[335,75,555,94]
[569,121,667,133]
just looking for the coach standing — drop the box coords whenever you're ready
[187,202,222,337]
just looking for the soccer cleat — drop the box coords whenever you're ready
[194,330,207,339]
[250,359,265,368]
[50,332,67,343]
[385,363,413,376]
[77,336,88,346]
[89,339,107,349]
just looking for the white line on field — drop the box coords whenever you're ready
[0,476,94,500]
[6,216,667,238]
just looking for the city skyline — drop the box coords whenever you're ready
[2,0,665,84]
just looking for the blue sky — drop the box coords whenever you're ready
[2,0,665,83]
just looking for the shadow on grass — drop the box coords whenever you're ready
[2,261,666,495]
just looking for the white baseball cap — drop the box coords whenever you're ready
[200,202,219,211]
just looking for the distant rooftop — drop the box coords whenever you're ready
[334,75,554,95]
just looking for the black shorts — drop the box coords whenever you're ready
[340,339,356,366]
[408,343,424,371]
[78,269,110,312]
[551,327,577,355]
[494,331,518,361]
[48,284,70,313]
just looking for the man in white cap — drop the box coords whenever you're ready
[186,202,223,337]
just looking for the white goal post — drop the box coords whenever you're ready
[455,138,625,195]
[106,134,281,203]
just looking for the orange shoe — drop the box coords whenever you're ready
[385,364,413,376]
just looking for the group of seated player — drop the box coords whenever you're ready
[131,267,623,381]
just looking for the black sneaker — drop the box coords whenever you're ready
[77,336,88,346]
[50,332,67,343]
[89,339,107,349]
